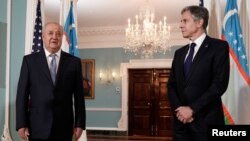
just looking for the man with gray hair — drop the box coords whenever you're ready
[16,22,86,141]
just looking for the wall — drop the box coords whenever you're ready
[9,0,27,140]
[0,22,7,141]
[79,47,178,129]
[0,0,7,137]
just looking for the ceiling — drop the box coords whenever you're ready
[44,0,200,48]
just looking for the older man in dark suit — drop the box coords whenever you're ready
[167,6,230,141]
[16,22,85,141]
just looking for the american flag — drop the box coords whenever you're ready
[199,0,204,7]
[64,1,79,57]
[32,0,43,53]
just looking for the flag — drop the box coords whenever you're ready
[198,0,208,34]
[207,0,220,38]
[62,2,88,141]
[222,0,250,124]
[64,1,79,57]
[199,0,204,7]
[32,0,43,53]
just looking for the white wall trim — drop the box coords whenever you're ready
[86,127,125,131]
[25,0,38,55]
[86,107,121,112]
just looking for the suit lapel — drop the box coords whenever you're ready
[36,51,54,85]
[185,36,210,83]
[181,44,190,82]
[55,51,68,86]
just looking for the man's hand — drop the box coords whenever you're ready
[18,128,29,141]
[73,127,83,141]
[175,106,194,124]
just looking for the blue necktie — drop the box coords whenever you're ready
[184,43,196,78]
[49,54,57,84]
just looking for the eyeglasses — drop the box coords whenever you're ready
[46,31,62,38]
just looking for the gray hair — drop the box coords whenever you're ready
[181,5,209,30]
[43,22,63,33]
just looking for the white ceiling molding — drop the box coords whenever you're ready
[78,23,189,48]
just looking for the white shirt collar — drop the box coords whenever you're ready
[185,33,206,61]
[190,33,206,48]
[44,48,61,58]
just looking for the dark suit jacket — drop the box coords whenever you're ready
[16,50,86,140]
[167,36,230,130]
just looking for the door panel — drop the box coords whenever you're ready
[129,69,153,136]
[128,69,173,137]
[155,69,173,137]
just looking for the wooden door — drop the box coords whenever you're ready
[154,69,173,137]
[128,69,173,137]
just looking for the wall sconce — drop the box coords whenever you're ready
[99,68,116,84]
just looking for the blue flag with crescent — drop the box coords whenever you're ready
[222,0,250,84]
[64,2,79,57]
[222,0,250,125]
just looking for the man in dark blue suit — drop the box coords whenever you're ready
[167,6,230,141]
[16,22,86,141]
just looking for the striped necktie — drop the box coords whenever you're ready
[49,54,57,84]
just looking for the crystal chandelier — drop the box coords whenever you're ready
[124,0,171,58]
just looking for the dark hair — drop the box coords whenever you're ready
[181,5,209,30]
